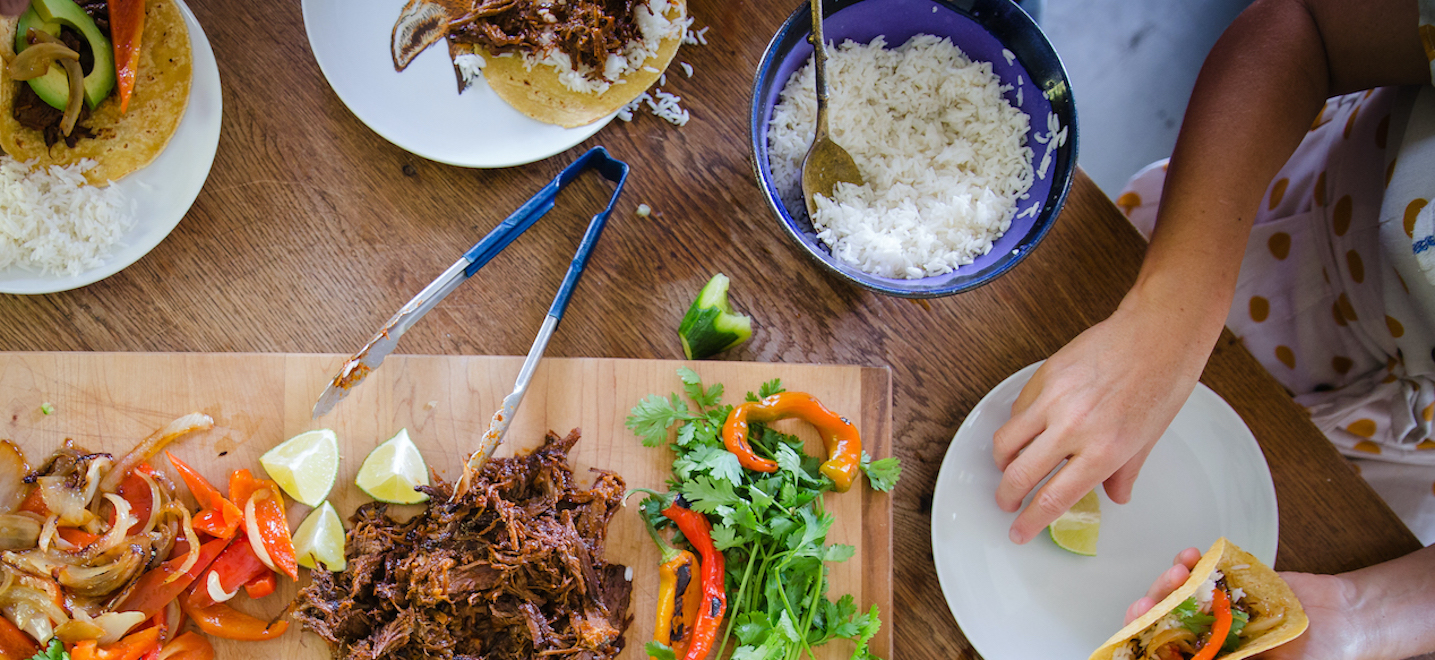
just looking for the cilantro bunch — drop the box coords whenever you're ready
[627,368,901,660]
[1171,595,1250,653]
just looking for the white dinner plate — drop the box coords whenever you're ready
[931,361,1278,660]
[301,0,611,168]
[0,0,222,295]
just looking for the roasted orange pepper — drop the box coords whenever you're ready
[156,632,214,660]
[179,582,289,641]
[167,452,242,540]
[1192,587,1234,660]
[661,499,725,660]
[643,511,702,660]
[721,392,862,491]
[0,615,38,660]
[71,626,161,660]
[228,469,298,581]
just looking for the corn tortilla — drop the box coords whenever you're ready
[0,0,191,185]
[466,0,685,129]
[1089,538,1308,660]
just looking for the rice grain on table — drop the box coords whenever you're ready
[768,35,1033,279]
[0,157,132,277]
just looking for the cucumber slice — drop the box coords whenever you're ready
[678,273,753,359]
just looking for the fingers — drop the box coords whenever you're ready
[993,394,1046,472]
[1102,443,1156,504]
[994,429,1064,515]
[1124,549,1202,625]
[1175,547,1201,570]
[1005,459,1099,544]
[1125,597,1157,626]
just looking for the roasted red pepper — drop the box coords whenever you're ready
[721,392,863,491]
[0,614,39,660]
[179,582,289,641]
[167,452,243,540]
[117,536,229,618]
[661,499,725,660]
[189,533,272,608]
[243,570,277,600]
[71,626,161,660]
[643,511,702,660]
[108,0,145,113]
[1192,587,1234,660]
[156,632,214,660]
[115,466,155,536]
[228,469,298,580]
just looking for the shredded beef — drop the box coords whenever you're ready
[293,429,632,660]
[447,0,649,80]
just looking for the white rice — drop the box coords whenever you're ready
[767,35,1033,279]
[0,157,132,276]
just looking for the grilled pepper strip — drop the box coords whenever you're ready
[661,499,725,660]
[228,469,298,580]
[721,392,863,491]
[643,511,702,659]
[167,452,242,540]
[179,582,289,641]
[1192,587,1234,660]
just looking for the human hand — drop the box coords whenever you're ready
[1126,548,1367,660]
[992,299,1208,544]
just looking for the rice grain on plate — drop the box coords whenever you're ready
[0,157,132,276]
[768,35,1033,279]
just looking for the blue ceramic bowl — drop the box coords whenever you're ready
[750,0,1078,298]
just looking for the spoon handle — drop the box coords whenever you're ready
[809,0,830,141]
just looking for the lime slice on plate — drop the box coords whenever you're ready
[260,429,340,507]
[356,428,430,504]
[1049,490,1101,556]
[293,501,347,571]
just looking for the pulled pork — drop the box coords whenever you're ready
[448,0,649,78]
[293,429,632,660]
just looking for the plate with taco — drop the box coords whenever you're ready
[301,0,688,168]
[0,0,221,294]
[930,361,1280,660]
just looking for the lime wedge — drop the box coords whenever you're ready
[355,428,430,504]
[1049,490,1101,556]
[260,429,340,507]
[293,501,346,571]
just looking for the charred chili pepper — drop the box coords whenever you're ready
[167,452,243,540]
[1191,586,1235,660]
[661,498,725,660]
[721,392,863,491]
[643,509,702,660]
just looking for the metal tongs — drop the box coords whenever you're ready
[310,147,630,497]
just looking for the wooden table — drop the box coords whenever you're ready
[0,0,1422,658]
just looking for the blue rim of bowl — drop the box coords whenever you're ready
[748,0,1079,298]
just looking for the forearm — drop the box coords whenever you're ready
[1347,544,1435,659]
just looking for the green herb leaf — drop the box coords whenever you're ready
[39,402,54,415]
[758,378,785,398]
[823,543,856,563]
[680,475,743,513]
[678,367,725,409]
[627,393,691,447]
[860,452,902,492]
[644,641,677,660]
[29,639,67,660]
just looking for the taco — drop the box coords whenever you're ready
[0,0,192,185]
[392,0,687,129]
[1090,538,1308,660]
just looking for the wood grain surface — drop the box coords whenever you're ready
[0,0,1422,658]
[0,353,892,660]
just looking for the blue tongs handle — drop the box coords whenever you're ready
[461,146,629,322]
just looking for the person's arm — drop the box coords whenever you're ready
[992,0,1428,544]
[1127,545,1435,660]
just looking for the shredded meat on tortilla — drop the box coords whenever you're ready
[448,0,649,78]
[292,429,632,660]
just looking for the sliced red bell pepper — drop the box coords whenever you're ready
[57,526,101,547]
[243,570,276,600]
[179,583,288,641]
[71,626,161,660]
[189,533,272,608]
[156,632,213,660]
[0,614,39,660]
[17,485,47,517]
[107,0,145,113]
[228,469,298,581]
[116,537,229,619]
[115,468,155,536]
[167,452,242,540]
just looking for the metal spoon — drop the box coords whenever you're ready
[800,0,863,219]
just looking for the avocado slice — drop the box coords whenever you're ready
[14,0,115,111]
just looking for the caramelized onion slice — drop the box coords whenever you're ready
[0,513,42,551]
[58,56,83,136]
[6,41,79,81]
[100,413,214,494]
[0,441,26,513]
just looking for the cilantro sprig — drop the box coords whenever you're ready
[627,369,900,660]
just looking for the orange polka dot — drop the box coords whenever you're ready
[1333,195,1353,235]
[1314,171,1327,206]
[1376,114,1390,150]
[1396,269,1410,295]
[1338,293,1358,321]
[1275,345,1296,369]
[1347,250,1365,283]
[1418,439,1435,450]
[1383,374,1399,384]
[1348,419,1378,438]
[1404,199,1428,238]
[1250,296,1270,322]
[1116,191,1141,216]
[1388,315,1406,338]
[1333,301,1348,326]
[1332,356,1353,374]
[1352,462,1362,476]
[1268,232,1291,260]
[1353,440,1382,454]
[1422,24,1435,61]
[1423,404,1433,422]
[1268,178,1289,210]
[1310,104,1328,131]
[1387,159,1397,188]
[1344,105,1360,139]
[1387,356,1398,371]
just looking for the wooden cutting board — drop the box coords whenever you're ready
[0,353,893,660]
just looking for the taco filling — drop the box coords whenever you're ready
[1112,569,1289,660]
